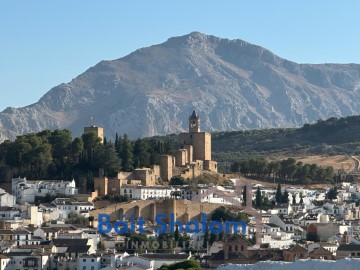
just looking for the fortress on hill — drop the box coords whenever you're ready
[94,111,218,196]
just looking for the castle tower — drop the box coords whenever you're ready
[189,110,200,133]
[180,111,211,161]
[159,155,173,181]
[94,176,108,196]
[84,125,104,144]
[179,110,217,172]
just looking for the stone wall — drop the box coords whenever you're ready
[204,160,218,173]
[107,178,121,195]
[90,198,223,226]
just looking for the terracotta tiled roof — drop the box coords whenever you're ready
[309,246,333,256]
[287,244,307,253]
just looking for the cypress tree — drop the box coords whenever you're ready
[255,186,262,208]
[121,134,134,172]
[282,189,289,203]
[275,183,282,203]
[242,185,247,206]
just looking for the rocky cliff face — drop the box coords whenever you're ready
[1,32,360,141]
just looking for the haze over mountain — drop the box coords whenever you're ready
[1,32,360,142]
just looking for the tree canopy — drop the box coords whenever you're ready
[0,129,176,188]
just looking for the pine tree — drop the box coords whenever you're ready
[114,133,122,156]
[292,194,296,205]
[326,187,338,201]
[133,139,151,168]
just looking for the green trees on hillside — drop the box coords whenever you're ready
[231,157,335,184]
[0,129,176,184]
[159,259,202,270]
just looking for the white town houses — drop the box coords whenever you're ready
[12,177,78,204]
[119,184,242,204]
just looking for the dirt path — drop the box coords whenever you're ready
[350,156,360,174]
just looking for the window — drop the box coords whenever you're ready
[83,259,86,262]
[91,259,94,262]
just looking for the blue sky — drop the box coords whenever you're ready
[1,1,360,111]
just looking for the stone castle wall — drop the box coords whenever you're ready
[90,198,223,226]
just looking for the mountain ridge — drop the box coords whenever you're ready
[1,31,360,142]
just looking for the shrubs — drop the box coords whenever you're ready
[158,259,202,270]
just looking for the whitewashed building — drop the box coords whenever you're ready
[12,177,78,204]
[120,185,174,200]
[0,207,20,221]
[77,254,101,270]
[0,189,16,207]
[52,198,94,220]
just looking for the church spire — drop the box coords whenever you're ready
[189,110,200,133]
[190,110,198,120]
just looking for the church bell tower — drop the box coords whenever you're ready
[189,110,200,133]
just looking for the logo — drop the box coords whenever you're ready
[98,212,246,235]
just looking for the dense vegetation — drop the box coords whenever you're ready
[158,260,202,270]
[212,115,360,171]
[0,130,176,189]
[231,157,335,184]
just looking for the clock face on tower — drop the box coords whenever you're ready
[191,121,196,127]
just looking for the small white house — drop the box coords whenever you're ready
[0,189,16,207]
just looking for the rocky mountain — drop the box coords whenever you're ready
[1,32,360,142]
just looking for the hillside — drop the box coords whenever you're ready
[1,114,360,184]
[1,32,360,141]
[211,115,360,170]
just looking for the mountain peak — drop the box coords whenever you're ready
[1,33,360,142]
